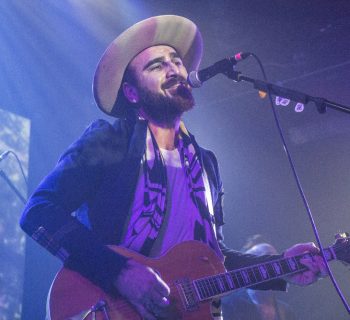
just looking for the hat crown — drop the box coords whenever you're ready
[93,15,203,117]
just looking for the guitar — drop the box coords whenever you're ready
[48,234,350,320]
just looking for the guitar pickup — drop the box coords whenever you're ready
[175,278,199,311]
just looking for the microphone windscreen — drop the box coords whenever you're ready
[187,71,202,88]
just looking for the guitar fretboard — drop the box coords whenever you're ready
[193,247,334,301]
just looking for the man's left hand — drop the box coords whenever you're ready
[284,242,328,286]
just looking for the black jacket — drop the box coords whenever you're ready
[20,118,286,294]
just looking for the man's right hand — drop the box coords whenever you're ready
[114,259,171,320]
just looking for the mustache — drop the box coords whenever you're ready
[161,77,189,90]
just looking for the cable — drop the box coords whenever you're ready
[11,150,28,187]
[5,150,29,188]
[0,150,28,200]
[249,53,350,313]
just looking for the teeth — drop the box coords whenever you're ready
[163,78,183,89]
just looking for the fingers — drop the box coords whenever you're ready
[114,259,171,318]
[313,255,328,277]
[285,268,319,286]
[285,242,327,276]
[300,257,320,274]
[300,255,328,277]
[284,242,319,257]
[298,271,317,286]
[150,290,170,308]
[301,242,319,254]
[153,272,171,297]
[143,295,170,317]
[284,242,329,286]
[130,292,169,319]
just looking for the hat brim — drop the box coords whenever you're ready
[93,15,203,117]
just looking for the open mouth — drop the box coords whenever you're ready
[161,80,193,101]
[162,78,189,91]
[162,78,180,90]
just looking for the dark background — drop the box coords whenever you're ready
[1,1,350,319]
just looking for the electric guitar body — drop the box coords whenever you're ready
[47,234,350,320]
[48,241,225,320]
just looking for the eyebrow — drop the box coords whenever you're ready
[142,51,181,71]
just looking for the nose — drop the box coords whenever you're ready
[165,61,181,79]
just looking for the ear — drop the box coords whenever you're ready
[122,82,139,104]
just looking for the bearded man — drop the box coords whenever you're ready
[20,15,326,320]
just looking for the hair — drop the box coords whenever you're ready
[241,234,277,256]
[241,234,271,251]
[123,63,137,86]
[246,243,277,256]
[113,64,139,118]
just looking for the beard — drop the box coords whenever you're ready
[137,83,195,127]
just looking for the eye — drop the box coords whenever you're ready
[149,63,162,71]
[173,58,183,66]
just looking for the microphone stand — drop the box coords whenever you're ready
[224,67,350,315]
[225,69,350,114]
[0,170,27,205]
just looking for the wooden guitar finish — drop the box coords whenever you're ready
[48,241,225,320]
[48,235,350,319]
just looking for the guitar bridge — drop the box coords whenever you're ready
[175,278,199,311]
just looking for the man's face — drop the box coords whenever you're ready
[127,45,195,125]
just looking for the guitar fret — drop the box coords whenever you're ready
[208,278,217,296]
[220,275,229,293]
[252,266,263,283]
[266,262,276,278]
[199,281,206,299]
[201,279,208,298]
[206,278,214,296]
[191,241,340,304]
[196,280,206,300]
[211,277,219,295]
[232,272,241,288]
[293,256,304,271]
[287,257,296,272]
[217,276,226,293]
[279,259,291,274]
[215,276,224,293]
[248,267,258,283]
[225,273,235,290]
[212,277,221,295]
[181,284,191,306]
[241,269,251,285]
[258,264,269,280]
[282,259,290,272]
[198,279,209,299]
[220,274,230,292]
[235,271,245,287]
[272,261,282,276]
[208,277,216,295]
[204,278,211,296]
[297,255,313,271]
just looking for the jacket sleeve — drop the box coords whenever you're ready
[208,150,287,291]
[20,119,128,295]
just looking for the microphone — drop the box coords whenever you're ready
[187,52,251,88]
[0,150,11,162]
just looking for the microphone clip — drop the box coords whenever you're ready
[213,58,237,79]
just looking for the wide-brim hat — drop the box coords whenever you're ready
[93,15,203,117]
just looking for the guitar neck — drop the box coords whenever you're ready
[193,246,335,301]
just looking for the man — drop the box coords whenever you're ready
[20,15,326,320]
